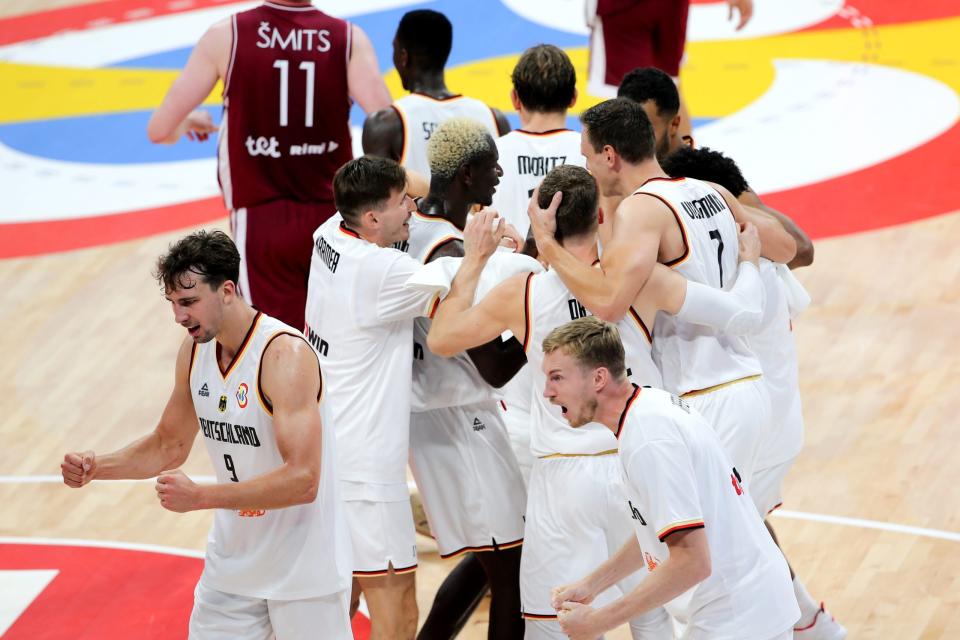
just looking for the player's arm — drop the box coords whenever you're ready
[146,20,228,144]
[551,534,646,610]
[641,221,765,335]
[427,240,527,387]
[157,336,323,513]
[739,189,814,268]
[530,191,662,322]
[428,273,528,356]
[361,108,404,161]
[558,529,711,637]
[61,338,200,487]
[710,182,797,264]
[347,24,392,113]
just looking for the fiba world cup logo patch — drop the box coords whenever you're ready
[236,383,249,409]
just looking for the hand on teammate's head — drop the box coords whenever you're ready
[527,185,562,242]
[60,451,97,488]
[738,221,761,265]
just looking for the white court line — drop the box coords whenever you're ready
[7,475,958,543]
[0,536,205,558]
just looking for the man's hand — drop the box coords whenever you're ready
[551,579,597,610]
[557,601,601,640]
[183,110,218,142]
[61,451,97,488]
[500,221,524,253]
[727,0,753,30]
[156,469,204,513]
[527,187,562,247]
[738,221,761,265]
[463,209,506,263]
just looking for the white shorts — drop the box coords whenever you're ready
[499,401,534,487]
[520,454,665,626]
[685,377,771,486]
[409,400,527,558]
[189,579,351,640]
[341,498,418,577]
[750,457,796,516]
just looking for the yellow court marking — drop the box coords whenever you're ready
[1,17,957,126]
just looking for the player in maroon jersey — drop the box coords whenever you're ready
[148,0,391,330]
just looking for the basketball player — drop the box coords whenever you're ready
[399,118,529,639]
[529,98,795,487]
[586,0,753,139]
[303,156,511,639]
[362,9,510,181]
[147,0,391,329]
[542,317,798,640]
[427,164,767,640]
[660,146,848,639]
[60,230,352,639]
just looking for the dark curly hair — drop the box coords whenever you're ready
[661,146,750,197]
[155,230,240,292]
[618,67,680,120]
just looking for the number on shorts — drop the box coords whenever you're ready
[708,229,725,287]
[223,454,239,482]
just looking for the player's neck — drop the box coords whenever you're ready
[619,158,668,195]
[559,234,599,266]
[408,72,453,99]
[518,110,567,133]
[420,189,469,230]
[595,379,638,433]
[216,303,258,362]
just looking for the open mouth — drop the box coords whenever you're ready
[561,406,568,416]
[187,325,201,338]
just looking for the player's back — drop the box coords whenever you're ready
[220,4,353,210]
[190,311,352,600]
[526,269,662,457]
[634,176,762,394]
[392,93,499,179]
[492,129,584,235]
[304,215,429,494]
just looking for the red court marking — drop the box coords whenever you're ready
[803,0,960,31]
[762,121,960,240]
[0,198,227,259]
[0,542,371,639]
[0,0,249,46]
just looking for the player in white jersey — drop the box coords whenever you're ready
[362,9,508,180]
[660,145,847,639]
[489,44,586,485]
[60,231,352,639]
[428,164,767,640]
[399,118,529,639]
[542,318,798,640]
[528,98,797,487]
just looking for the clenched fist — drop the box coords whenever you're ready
[61,451,97,488]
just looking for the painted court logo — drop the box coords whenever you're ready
[236,383,249,409]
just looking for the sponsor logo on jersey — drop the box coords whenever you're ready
[199,383,209,397]
[472,417,486,432]
[644,551,661,572]
[236,383,249,409]
[305,324,329,356]
[237,509,266,517]
[670,395,691,413]
[245,135,282,158]
[731,467,744,496]
[290,141,339,156]
[628,500,647,525]
[218,395,228,413]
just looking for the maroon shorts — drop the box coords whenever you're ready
[593,0,689,84]
[230,199,336,330]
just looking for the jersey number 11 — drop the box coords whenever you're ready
[273,60,316,127]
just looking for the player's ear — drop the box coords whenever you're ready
[221,280,237,302]
[670,114,681,135]
[510,89,522,112]
[568,88,578,109]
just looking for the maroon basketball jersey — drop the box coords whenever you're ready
[219,2,353,209]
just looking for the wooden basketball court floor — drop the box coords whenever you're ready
[1,0,959,638]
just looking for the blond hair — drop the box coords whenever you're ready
[427,117,493,182]
[542,317,627,380]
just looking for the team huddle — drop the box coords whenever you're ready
[60,3,848,640]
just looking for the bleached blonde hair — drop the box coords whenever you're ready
[427,117,494,182]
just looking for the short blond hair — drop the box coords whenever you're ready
[427,117,494,182]
[542,317,627,380]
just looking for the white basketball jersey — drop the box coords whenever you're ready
[393,93,499,180]
[617,387,799,637]
[305,214,438,499]
[636,177,762,395]
[748,260,804,465]
[401,211,492,411]
[526,268,662,456]
[491,129,585,235]
[189,312,352,599]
